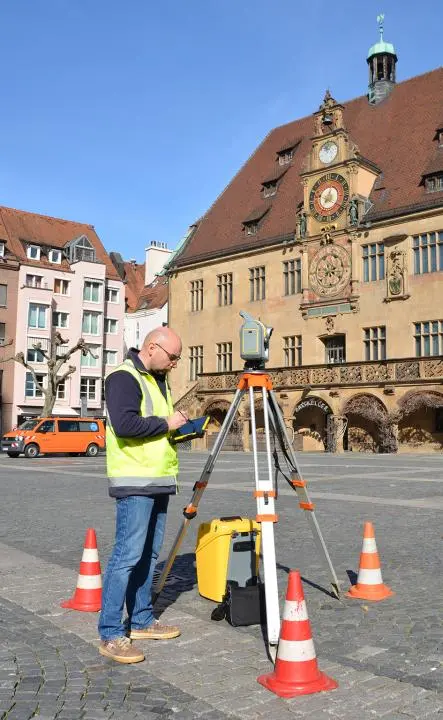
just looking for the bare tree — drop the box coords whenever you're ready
[1,332,97,417]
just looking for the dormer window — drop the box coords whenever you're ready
[242,205,270,236]
[276,139,300,166]
[68,235,96,263]
[263,181,277,198]
[0,242,4,257]
[244,221,258,235]
[278,150,293,166]
[425,174,443,193]
[261,167,287,199]
[27,245,40,261]
[49,248,62,264]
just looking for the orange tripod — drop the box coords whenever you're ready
[153,371,340,656]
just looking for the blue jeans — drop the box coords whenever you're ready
[98,495,169,641]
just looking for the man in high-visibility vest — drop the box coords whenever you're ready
[98,326,188,664]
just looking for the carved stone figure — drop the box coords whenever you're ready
[298,211,307,239]
[388,249,404,296]
[325,316,335,334]
[348,199,359,226]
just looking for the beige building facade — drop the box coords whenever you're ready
[168,36,443,453]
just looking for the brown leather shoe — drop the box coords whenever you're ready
[129,620,181,640]
[99,636,145,663]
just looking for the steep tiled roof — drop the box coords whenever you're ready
[0,205,120,279]
[136,277,168,311]
[123,261,168,313]
[123,261,146,312]
[173,68,443,268]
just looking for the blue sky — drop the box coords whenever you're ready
[0,1,441,260]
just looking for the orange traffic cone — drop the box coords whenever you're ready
[257,570,337,698]
[346,521,394,601]
[61,528,102,612]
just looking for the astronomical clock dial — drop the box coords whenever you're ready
[309,244,351,298]
[319,140,338,165]
[309,173,349,222]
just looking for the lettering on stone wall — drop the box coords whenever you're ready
[295,398,331,414]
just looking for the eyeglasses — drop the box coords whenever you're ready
[154,342,181,362]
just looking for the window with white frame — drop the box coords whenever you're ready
[414,320,443,357]
[104,349,117,365]
[363,326,386,361]
[80,377,97,401]
[52,311,69,329]
[26,347,45,363]
[25,372,45,398]
[413,232,443,274]
[70,235,95,263]
[105,287,119,303]
[28,303,47,329]
[0,242,5,257]
[27,245,40,261]
[104,318,118,334]
[25,274,43,288]
[56,379,66,399]
[0,323,5,345]
[0,284,6,307]
[81,346,99,367]
[216,342,232,372]
[48,249,62,264]
[362,243,385,282]
[82,311,100,335]
[283,335,302,366]
[83,280,101,302]
[54,278,70,295]
[189,346,203,381]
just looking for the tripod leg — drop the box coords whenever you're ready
[267,390,341,598]
[152,388,246,603]
[250,386,280,651]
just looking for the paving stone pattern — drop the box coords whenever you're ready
[0,452,442,719]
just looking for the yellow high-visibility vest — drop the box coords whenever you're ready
[106,359,178,493]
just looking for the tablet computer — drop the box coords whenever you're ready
[172,416,210,443]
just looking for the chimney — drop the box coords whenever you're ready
[145,241,172,286]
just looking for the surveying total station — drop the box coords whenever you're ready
[153,311,340,658]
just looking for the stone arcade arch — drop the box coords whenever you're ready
[203,399,243,451]
[342,393,392,453]
[292,396,332,452]
[397,390,443,451]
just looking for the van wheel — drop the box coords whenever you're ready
[85,443,99,457]
[7,452,20,458]
[24,443,39,459]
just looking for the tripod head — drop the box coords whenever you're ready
[239,311,273,371]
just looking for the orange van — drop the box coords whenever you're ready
[1,417,106,458]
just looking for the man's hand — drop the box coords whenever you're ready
[167,411,189,431]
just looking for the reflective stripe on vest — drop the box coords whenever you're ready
[106,359,178,490]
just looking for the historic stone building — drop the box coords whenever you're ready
[167,24,443,453]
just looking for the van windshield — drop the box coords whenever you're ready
[18,419,40,430]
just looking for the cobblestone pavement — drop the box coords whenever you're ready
[0,451,442,719]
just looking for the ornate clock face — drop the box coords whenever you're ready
[309,173,349,222]
[309,244,351,297]
[319,141,338,164]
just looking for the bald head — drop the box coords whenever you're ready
[138,326,182,374]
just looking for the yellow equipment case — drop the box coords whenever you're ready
[195,516,261,602]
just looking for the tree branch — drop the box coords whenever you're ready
[14,352,46,396]
[57,365,76,384]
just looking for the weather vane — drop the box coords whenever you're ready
[377,13,385,41]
